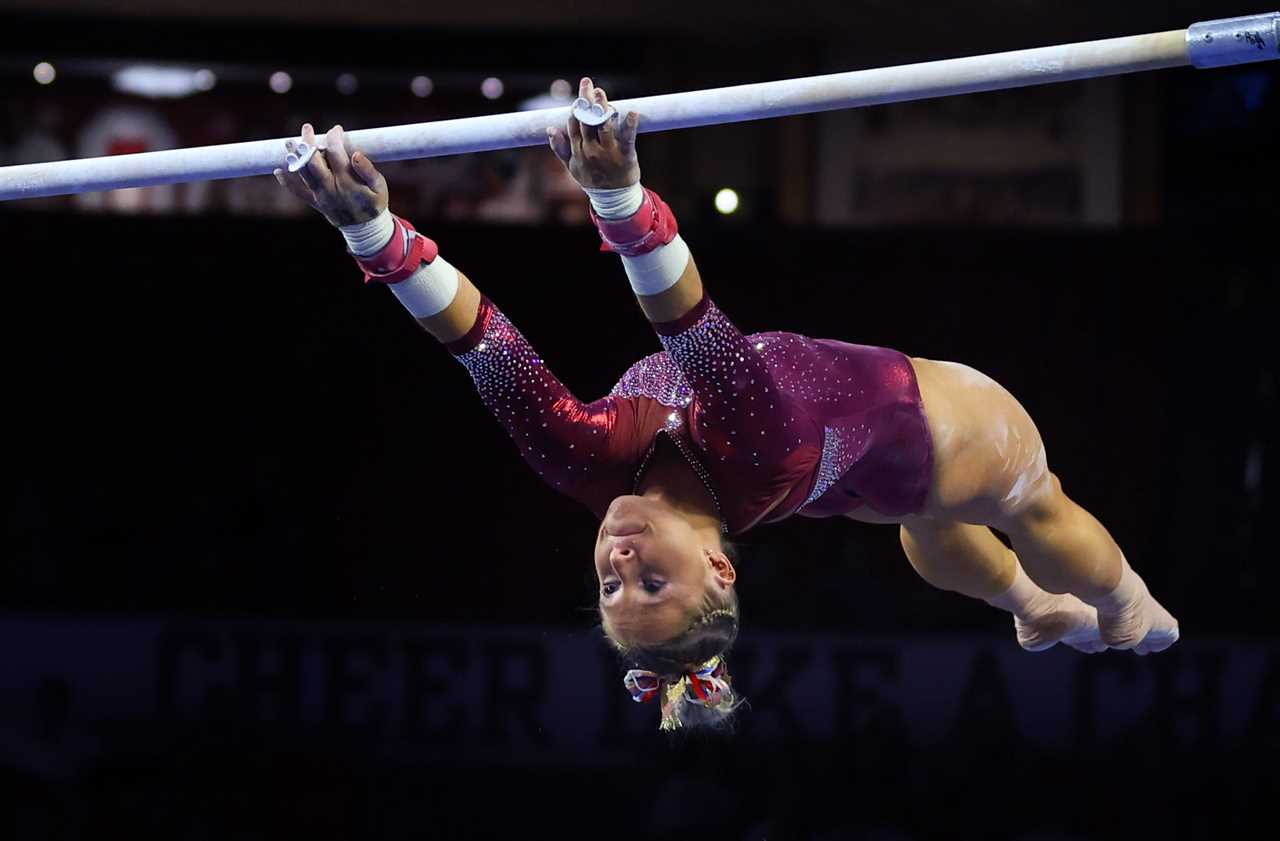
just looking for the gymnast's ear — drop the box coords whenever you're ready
[706,547,737,585]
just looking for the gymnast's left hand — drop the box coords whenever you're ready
[547,77,641,189]
[273,123,389,227]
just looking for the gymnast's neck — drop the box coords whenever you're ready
[634,439,721,531]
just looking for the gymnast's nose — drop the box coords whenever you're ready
[608,541,638,566]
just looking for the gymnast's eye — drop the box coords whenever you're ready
[642,579,665,594]
[601,581,620,596]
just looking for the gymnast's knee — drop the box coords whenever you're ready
[898,522,942,585]
[898,518,938,554]
[998,471,1067,535]
[898,519,955,571]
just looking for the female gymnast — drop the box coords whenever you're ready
[274,78,1179,731]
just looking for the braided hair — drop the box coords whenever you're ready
[602,544,743,731]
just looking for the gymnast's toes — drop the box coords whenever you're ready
[1099,593,1179,654]
[1098,609,1150,650]
[1014,594,1104,653]
[1013,613,1064,651]
[1132,603,1180,655]
[1134,625,1180,655]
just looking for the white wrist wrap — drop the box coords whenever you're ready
[340,208,396,257]
[583,182,685,296]
[621,234,690,297]
[339,209,457,318]
[583,183,644,220]
[388,256,460,318]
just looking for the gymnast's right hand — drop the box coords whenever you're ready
[547,77,641,189]
[273,123,389,227]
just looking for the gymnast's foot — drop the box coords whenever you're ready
[1096,562,1180,654]
[1014,591,1107,653]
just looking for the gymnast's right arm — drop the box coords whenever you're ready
[273,122,482,344]
[274,122,646,503]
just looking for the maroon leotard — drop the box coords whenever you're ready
[447,293,934,535]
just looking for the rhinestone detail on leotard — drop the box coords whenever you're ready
[456,305,610,490]
[610,352,693,409]
[801,426,856,510]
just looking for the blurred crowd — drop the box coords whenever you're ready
[2,73,590,224]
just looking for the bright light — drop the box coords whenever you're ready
[549,79,572,100]
[410,75,433,98]
[33,62,56,85]
[113,65,218,98]
[269,71,292,94]
[336,73,358,95]
[481,77,504,100]
[714,188,740,215]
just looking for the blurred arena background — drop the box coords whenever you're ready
[1,1,1277,838]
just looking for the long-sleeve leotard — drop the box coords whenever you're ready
[448,293,933,533]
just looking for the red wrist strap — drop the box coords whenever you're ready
[589,188,679,257]
[352,215,440,285]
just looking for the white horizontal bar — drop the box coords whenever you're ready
[0,14,1275,202]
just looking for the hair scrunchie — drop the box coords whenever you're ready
[622,657,731,731]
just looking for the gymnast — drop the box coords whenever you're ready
[274,78,1179,731]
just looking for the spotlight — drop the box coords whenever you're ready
[193,69,217,91]
[336,73,358,95]
[113,65,219,98]
[714,188,740,215]
[481,77,504,100]
[411,75,434,98]
[33,62,56,85]
[549,79,572,100]
[269,71,292,94]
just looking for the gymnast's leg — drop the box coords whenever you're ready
[994,474,1179,654]
[899,518,1104,652]
[910,357,1178,654]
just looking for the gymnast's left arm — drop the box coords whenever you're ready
[547,77,704,326]
[549,79,816,468]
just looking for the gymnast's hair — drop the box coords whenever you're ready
[600,542,743,732]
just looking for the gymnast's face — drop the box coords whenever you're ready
[594,495,736,646]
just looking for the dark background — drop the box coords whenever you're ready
[2,2,1278,839]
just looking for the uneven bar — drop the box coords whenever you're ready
[0,12,1276,202]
